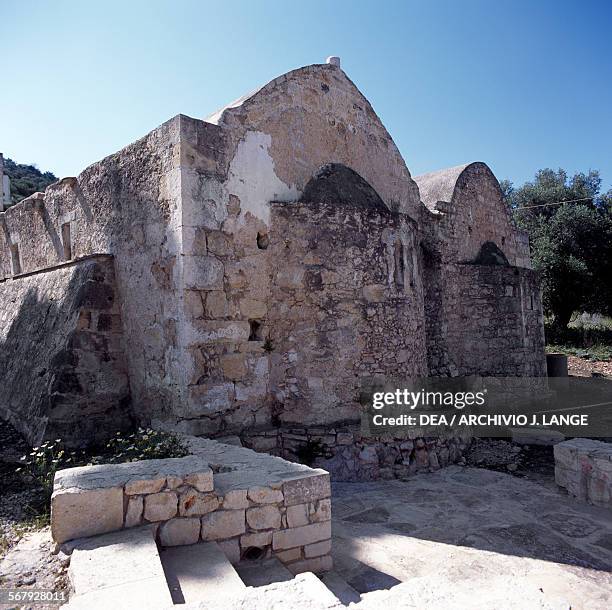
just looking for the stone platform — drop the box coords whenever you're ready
[51,436,332,575]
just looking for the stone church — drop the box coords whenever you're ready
[0,58,545,478]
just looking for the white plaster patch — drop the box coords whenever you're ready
[225,131,300,226]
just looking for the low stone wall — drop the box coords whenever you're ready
[51,437,333,574]
[242,425,471,481]
[554,439,612,509]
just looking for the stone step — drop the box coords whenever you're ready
[234,557,293,587]
[64,525,173,609]
[320,570,361,605]
[159,541,246,604]
[191,571,344,609]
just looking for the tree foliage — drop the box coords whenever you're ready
[503,169,612,329]
[3,157,57,206]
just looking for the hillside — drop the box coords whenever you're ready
[3,157,57,206]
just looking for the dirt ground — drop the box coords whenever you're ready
[568,355,612,378]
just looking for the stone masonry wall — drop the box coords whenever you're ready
[555,439,612,509]
[419,163,544,377]
[0,117,187,427]
[173,62,425,438]
[243,425,471,482]
[266,198,427,427]
[0,255,132,446]
[52,437,333,574]
[446,264,546,376]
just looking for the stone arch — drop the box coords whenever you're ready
[414,161,530,267]
[300,163,389,213]
[472,241,510,266]
[208,63,421,219]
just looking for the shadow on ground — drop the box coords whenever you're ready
[331,465,612,606]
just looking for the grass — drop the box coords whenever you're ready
[546,343,612,361]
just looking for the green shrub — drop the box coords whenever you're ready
[15,428,189,513]
[16,440,76,502]
[102,428,189,463]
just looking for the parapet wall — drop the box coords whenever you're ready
[52,436,333,574]
[0,255,132,445]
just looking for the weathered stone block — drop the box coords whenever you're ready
[248,486,283,504]
[179,489,219,516]
[272,521,331,550]
[207,231,232,257]
[201,510,246,540]
[144,492,178,522]
[124,496,144,528]
[183,255,224,290]
[282,472,330,507]
[204,291,229,318]
[184,290,205,319]
[166,475,183,490]
[125,477,165,495]
[51,487,124,543]
[309,498,331,523]
[246,505,282,530]
[286,503,309,528]
[184,470,214,492]
[240,298,267,318]
[240,531,273,548]
[304,539,331,558]
[159,518,200,546]
[220,353,247,380]
[223,489,249,510]
[275,547,301,563]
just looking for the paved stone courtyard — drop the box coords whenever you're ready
[330,466,612,608]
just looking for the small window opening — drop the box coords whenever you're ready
[10,244,21,275]
[256,232,269,250]
[242,546,266,561]
[61,222,72,260]
[529,295,534,310]
[249,320,263,341]
[394,242,405,289]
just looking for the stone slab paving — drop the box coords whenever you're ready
[331,466,612,609]
[159,542,245,604]
[185,571,344,610]
[64,525,173,609]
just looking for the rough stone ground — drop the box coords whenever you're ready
[0,419,42,553]
[0,420,70,608]
[331,465,612,609]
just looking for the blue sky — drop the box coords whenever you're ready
[1,0,611,190]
